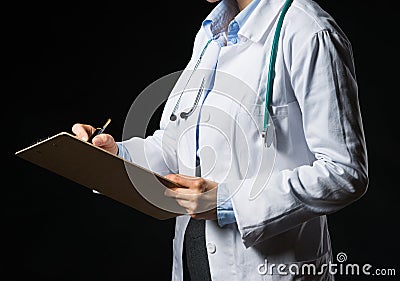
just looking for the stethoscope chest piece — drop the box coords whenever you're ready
[262,123,274,148]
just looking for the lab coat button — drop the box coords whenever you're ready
[206,242,216,254]
[202,112,211,122]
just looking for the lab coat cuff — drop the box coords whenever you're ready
[217,183,237,227]
[116,142,132,162]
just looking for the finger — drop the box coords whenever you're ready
[165,174,180,182]
[175,199,213,217]
[92,134,115,148]
[174,199,198,216]
[164,187,199,198]
[165,174,204,191]
[72,123,96,141]
[165,174,195,183]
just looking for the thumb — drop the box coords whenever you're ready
[92,134,118,154]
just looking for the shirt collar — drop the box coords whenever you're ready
[202,0,288,42]
[234,0,261,30]
[202,0,239,40]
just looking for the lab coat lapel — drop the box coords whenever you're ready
[239,0,288,43]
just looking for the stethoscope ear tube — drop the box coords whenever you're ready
[169,113,177,121]
[169,40,213,122]
[170,77,206,121]
[180,77,205,120]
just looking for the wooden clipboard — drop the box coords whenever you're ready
[15,132,184,220]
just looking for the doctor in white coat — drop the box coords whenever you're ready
[73,0,368,280]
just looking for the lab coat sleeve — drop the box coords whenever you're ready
[118,97,179,177]
[224,30,369,248]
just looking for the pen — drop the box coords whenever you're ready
[88,118,111,143]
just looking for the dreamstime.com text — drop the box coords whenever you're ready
[257,252,396,277]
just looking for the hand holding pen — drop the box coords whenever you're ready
[72,118,118,155]
[87,118,111,143]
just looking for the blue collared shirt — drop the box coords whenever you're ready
[117,143,132,162]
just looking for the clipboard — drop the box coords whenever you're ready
[15,132,184,220]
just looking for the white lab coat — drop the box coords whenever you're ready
[122,0,368,280]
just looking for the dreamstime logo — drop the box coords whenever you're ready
[121,69,277,214]
[336,252,347,263]
[257,252,396,277]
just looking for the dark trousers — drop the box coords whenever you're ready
[181,163,211,281]
[182,218,212,281]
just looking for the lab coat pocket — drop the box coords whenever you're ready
[234,103,290,179]
[236,103,289,146]
[269,104,289,153]
[270,104,288,118]
[236,103,264,137]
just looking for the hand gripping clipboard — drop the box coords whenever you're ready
[15,132,184,220]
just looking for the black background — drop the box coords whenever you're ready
[2,1,398,280]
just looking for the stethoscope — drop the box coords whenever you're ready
[169,39,213,121]
[169,0,294,146]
